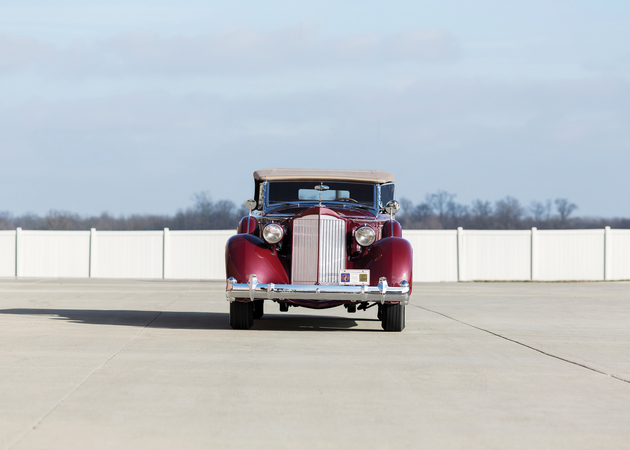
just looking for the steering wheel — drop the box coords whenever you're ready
[335,197,359,203]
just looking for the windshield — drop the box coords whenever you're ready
[267,181,376,207]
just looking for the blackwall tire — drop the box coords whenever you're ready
[381,303,405,332]
[253,300,264,319]
[229,301,254,329]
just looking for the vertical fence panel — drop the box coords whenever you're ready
[457,227,464,281]
[610,229,630,280]
[531,228,538,281]
[168,230,234,280]
[89,228,96,277]
[162,228,170,279]
[403,230,458,282]
[461,230,532,281]
[0,230,16,277]
[19,231,90,277]
[94,231,163,279]
[535,230,605,281]
[16,228,22,277]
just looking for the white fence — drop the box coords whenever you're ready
[403,227,629,281]
[0,227,629,281]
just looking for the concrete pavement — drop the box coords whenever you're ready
[0,279,629,449]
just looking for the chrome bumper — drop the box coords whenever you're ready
[226,275,410,304]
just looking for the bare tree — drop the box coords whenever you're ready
[46,210,81,230]
[555,198,577,223]
[529,200,552,222]
[412,202,433,221]
[494,196,523,229]
[213,199,239,229]
[193,191,213,217]
[398,197,432,228]
[0,212,12,230]
[3,190,628,231]
[397,198,414,228]
[470,200,493,228]
[471,200,492,217]
[445,198,468,228]
[426,190,455,221]
[399,198,413,215]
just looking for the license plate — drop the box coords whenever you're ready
[339,269,370,285]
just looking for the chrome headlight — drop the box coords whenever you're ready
[355,226,376,247]
[262,223,284,244]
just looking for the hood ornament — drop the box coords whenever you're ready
[314,183,329,206]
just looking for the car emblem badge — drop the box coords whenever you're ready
[339,269,370,285]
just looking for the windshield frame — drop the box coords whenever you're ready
[261,180,382,213]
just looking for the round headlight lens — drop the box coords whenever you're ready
[263,223,284,244]
[355,226,376,247]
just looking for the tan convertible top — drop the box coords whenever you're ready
[254,168,394,184]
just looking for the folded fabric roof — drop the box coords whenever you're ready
[253,168,395,184]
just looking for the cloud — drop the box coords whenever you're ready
[0,25,461,77]
[0,34,55,72]
[0,76,628,216]
[2,77,628,154]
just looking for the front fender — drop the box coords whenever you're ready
[225,234,289,284]
[350,237,413,292]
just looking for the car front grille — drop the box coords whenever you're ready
[291,214,346,285]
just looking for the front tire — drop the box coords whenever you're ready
[229,301,254,329]
[253,300,264,319]
[381,303,405,332]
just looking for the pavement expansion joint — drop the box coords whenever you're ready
[411,304,630,386]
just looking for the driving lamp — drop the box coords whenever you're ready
[355,226,376,247]
[263,223,284,244]
[385,200,401,215]
[245,199,257,214]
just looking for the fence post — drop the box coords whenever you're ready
[457,227,464,281]
[15,227,22,278]
[531,227,537,281]
[604,226,612,281]
[163,228,170,279]
[89,228,96,278]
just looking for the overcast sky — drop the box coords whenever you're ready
[1,0,629,218]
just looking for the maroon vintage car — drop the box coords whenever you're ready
[225,168,413,331]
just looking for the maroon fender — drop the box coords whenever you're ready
[225,234,289,284]
[350,237,413,292]
[237,216,258,234]
[381,220,402,238]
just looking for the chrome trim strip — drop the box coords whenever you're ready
[226,277,410,304]
[319,215,346,285]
